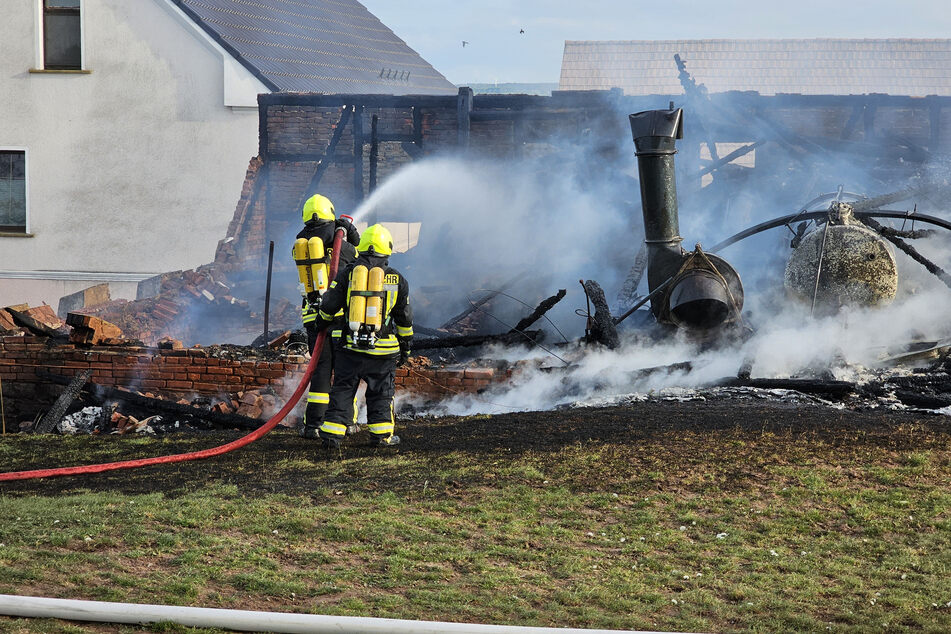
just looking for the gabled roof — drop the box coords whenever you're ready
[172,0,456,95]
[560,39,951,97]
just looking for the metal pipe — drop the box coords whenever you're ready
[262,240,274,346]
[0,594,658,634]
[707,210,951,254]
[629,108,684,255]
[629,108,685,312]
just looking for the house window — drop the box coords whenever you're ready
[0,151,27,233]
[43,0,82,70]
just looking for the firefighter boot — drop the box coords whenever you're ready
[317,430,341,451]
[298,424,321,440]
[372,434,400,448]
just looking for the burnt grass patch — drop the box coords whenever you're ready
[2,400,948,498]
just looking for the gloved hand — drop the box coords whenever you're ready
[336,216,360,245]
[398,348,411,367]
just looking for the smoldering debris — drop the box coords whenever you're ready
[29,368,291,436]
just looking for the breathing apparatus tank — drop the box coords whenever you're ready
[293,239,315,296]
[365,267,384,331]
[347,265,387,348]
[293,237,330,306]
[348,265,368,331]
[308,237,329,294]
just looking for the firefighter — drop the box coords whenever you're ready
[292,194,360,439]
[314,224,413,449]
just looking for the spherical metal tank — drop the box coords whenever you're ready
[784,222,898,312]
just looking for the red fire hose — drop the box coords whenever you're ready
[0,227,347,482]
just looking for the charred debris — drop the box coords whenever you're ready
[7,61,951,432]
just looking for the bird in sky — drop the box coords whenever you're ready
[520,28,525,34]
[462,40,468,47]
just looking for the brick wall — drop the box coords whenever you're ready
[0,336,500,422]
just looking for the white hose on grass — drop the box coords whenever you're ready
[0,594,671,634]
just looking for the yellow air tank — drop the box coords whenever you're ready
[365,267,385,331]
[307,237,327,293]
[293,238,315,295]
[349,265,368,333]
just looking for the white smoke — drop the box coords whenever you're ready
[350,155,638,331]
[341,120,951,416]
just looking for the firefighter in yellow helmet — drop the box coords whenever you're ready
[292,193,360,439]
[313,224,413,449]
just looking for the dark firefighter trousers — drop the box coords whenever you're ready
[318,348,398,441]
[302,324,336,430]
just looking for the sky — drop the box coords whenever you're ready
[359,0,951,85]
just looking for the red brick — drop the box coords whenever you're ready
[464,368,495,380]
[166,380,193,390]
[206,367,233,375]
[138,379,165,389]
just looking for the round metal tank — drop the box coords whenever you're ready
[784,223,898,312]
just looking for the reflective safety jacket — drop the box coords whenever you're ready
[317,254,413,357]
[295,219,358,326]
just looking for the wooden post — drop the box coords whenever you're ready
[353,104,364,203]
[263,240,274,347]
[457,86,473,150]
[929,99,941,149]
[863,103,877,141]
[369,114,379,193]
[412,106,423,149]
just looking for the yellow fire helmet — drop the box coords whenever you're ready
[301,194,336,223]
[357,224,394,256]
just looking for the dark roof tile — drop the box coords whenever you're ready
[174,0,456,95]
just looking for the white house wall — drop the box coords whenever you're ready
[0,0,263,308]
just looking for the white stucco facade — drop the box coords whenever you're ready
[0,0,267,308]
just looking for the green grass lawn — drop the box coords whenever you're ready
[0,402,949,633]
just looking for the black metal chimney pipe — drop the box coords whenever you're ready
[630,108,685,313]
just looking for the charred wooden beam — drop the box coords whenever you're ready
[413,330,543,350]
[861,216,951,289]
[717,377,856,399]
[35,369,92,433]
[582,280,619,349]
[457,87,473,149]
[697,141,763,177]
[293,106,352,214]
[876,227,936,240]
[509,289,566,333]
[353,104,365,203]
[891,389,951,410]
[368,114,379,193]
[38,371,262,430]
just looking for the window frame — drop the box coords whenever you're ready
[35,0,86,72]
[0,148,30,236]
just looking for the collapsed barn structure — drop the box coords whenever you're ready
[6,45,951,432]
